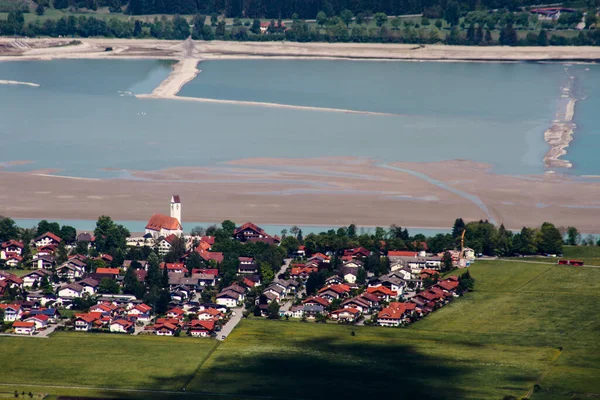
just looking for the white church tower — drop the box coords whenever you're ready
[170,195,181,225]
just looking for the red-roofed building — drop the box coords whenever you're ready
[160,263,188,274]
[189,319,215,337]
[95,267,120,278]
[388,251,418,258]
[303,296,330,307]
[366,286,398,301]
[329,307,361,322]
[24,314,50,329]
[110,319,135,334]
[166,307,186,319]
[74,312,103,331]
[1,239,24,259]
[197,308,223,321]
[34,232,62,248]
[13,321,36,335]
[145,197,182,239]
[318,284,352,301]
[234,222,278,244]
[4,254,23,268]
[343,247,370,259]
[0,304,22,321]
[196,249,224,264]
[290,266,318,280]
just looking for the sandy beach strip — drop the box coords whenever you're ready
[137,92,401,116]
[144,57,201,97]
[4,38,600,62]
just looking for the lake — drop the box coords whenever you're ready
[0,58,599,177]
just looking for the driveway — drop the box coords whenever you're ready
[273,258,292,282]
[0,323,58,338]
[217,306,244,341]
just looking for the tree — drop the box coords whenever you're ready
[0,308,4,325]
[56,241,69,264]
[98,278,120,294]
[444,1,460,26]
[458,270,475,292]
[435,19,443,29]
[499,23,517,46]
[36,4,46,16]
[173,15,190,39]
[374,12,388,27]
[480,28,491,44]
[452,218,465,238]
[0,217,19,242]
[60,225,77,243]
[267,300,280,319]
[539,222,563,255]
[442,251,453,272]
[391,17,402,30]
[316,11,327,30]
[260,262,275,285]
[566,227,581,246]
[250,18,261,34]
[340,9,354,28]
[134,20,143,37]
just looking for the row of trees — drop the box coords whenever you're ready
[5,12,600,47]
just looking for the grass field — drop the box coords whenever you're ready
[1,260,598,399]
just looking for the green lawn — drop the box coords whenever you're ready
[1,332,219,398]
[1,260,598,399]
[190,261,600,400]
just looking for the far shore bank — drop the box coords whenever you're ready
[3,38,600,63]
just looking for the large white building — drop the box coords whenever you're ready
[145,195,183,239]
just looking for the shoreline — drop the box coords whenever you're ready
[3,39,600,63]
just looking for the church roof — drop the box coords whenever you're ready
[146,214,182,231]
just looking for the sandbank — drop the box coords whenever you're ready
[0,80,39,87]
[1,157,599,231]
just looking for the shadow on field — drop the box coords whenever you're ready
[193,335,468,400]
[92,335,470,400]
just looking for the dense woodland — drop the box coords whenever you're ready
[2,0,600,45]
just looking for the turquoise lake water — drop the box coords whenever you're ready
[0,59,599,177]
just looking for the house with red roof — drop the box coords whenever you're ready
[388,250,418,258]
[318,284,351,301]
[155,322,179,336]
[366,286,398,301]
[233,222,279,244]
[95,267,120,279]
[24,314,50,329]
[110,319,135,334]
[329,307,361,322]
[309,253,330,264]
[160,262,188,274]
[197,307,223,321]
[166,307,186,320]
[189,319,215,337]
[34,232,62,248]
[303,296,330,307]
[13,321,36,335]
[197,248,224,264]
[0,304,22,322]
[0,271,23,289]
[343,247,370,259]
[4,254,23,268]
[74,312,103,331]
[1,239,24,259]
[290,265,318,280]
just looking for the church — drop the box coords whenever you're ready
[145,195,183,239]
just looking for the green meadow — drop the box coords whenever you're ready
[1,260,598,399]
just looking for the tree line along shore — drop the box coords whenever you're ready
[2,1,600,47]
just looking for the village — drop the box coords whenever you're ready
[0,195,476,338]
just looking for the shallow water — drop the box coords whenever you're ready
[0,59,598,177]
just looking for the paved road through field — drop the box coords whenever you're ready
[217,306,243,341]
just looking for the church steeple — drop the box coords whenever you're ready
[170,195,181,224]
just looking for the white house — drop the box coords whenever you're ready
[329,308,361,322]
[79,278,100,296]
[13,321,36,335]
[197,308,222,320]
[0,240,24,259]
[216,291,241,308]
[24,314,49,329]
[109,319,134,334]
[34,232,62,248]
[22,270,52,288]
[74,315,97,331]
[58,283,85,299]
[145,195,183,239]
[0,304,22,322]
